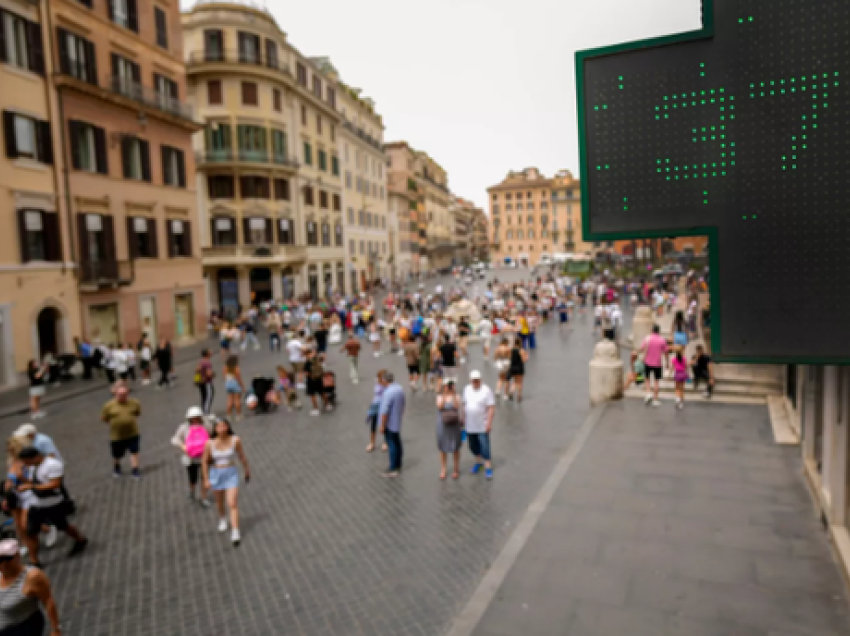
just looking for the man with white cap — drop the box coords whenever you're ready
[0,538,61,634]
[462,370,496,480]
[13,425,61,464]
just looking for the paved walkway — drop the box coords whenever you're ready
[466,402,850,636]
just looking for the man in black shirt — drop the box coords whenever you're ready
[691,344,714,398]
[439,334,458,384]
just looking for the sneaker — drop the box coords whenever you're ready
[644,394,652,405]
[68,539,89,557]
[374,352,381,358]
[352,378,359,384]
[310,409,320,416]
[296,383,306,390]
[45,526,58,548]
[131,468,141,480]
[325,405,333,412]
[199,498,211,508]
[113,466,122,479]
[677,402,685,410]
[471,463,483,475]
[382,470,399,478]
[652,400,661,407]
[231,528,241,546]
[217,518,228,533]
[485,468,493,480]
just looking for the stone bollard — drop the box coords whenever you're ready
[630,305,654,350]
[589,340,624,405]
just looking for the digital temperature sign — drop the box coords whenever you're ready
[576,0,849,362]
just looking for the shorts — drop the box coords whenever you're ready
[140,360,150,372]
[407,365,419,376]
[28,502,71,536]
[225,379,241,394]
[645,365,662,380]
[559,313,568,323]
[291,361,305,374]
[307,378,323,396]
[603,329,615,341]
[29,385,46,398]
[209,465,239,491]
[481,337,492,349]
[220,339,231,350]
[111,435,140,459]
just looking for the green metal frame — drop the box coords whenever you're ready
[575,1,826,364]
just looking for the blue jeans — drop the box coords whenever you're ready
[528,333,537,350]
[520,334,530,349]
[384,430,403,471]
[468,432,491,462]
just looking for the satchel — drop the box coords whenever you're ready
[440,404,461,427]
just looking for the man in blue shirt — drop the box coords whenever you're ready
[15,423,62,463]
[378,372,406,477]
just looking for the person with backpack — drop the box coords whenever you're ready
[171,407,211,507]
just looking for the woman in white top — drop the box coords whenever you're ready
[202,418,250,547]
[139,338,152,385]
[123,344,137,382]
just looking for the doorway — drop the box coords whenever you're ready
[250,267,272,304]
[218,268,240,320]
[323,264,333,298]
[37,307,61,357]
[308,266,319,301]
[282,267,295,300]
[89,303,119,345]
[139,297,158,346]
[174,294,194,340]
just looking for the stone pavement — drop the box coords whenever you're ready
[0,270,602,636]
[468,401,850,636]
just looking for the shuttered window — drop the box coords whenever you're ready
[17,210,62,263]
[2,112,52,164]
[0,8,45,74]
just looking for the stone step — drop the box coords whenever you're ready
[625,387,766,406]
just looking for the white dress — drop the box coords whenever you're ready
[328,323,342,344]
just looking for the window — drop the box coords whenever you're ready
[69,121,107,174]
[208,176,234,199]
[204,29,223,61]
[271,129,286,162]
[528,230,535,239]
[358,210,364,225]
[506,204,512,211]
[241,82,258,106]
[306,221,317,246]
[154,6,168,49]
[382,216,386,230]
[167,220,191,257]
[237,125,267,161]
[127,217,157,259]
[109,0,138,32]
[296,62,307,87]
[517,230,524,239]
[265,39,278,69]
[161,146,185,187]
[528,202,535,210]
[492,194,498,201]
[211,217,236,245]
[154,73,178,111]
[528,215,534,224]
[110,54,140,96]
[17,210,61,263]
[319,190,329,209]
[273,178,290,201]
[330,125,335,142]
[121,136,151,181]
[321,222,330,246]
[58,30,96,84]
[0,9,44,74]
[541,229,548,238]
[238,32,260,64]
[332,194,341,212]
[244,217,270,245]
[207,80,222,105]
[349,239,355,254]
[206,123,231,157]
[345,171,352,189]
[312,76,322,99]
[301,105,307,126]
[327,87,336,109]
[240,176,270,199]
[516,203,523,211]
[541,201,548,209]
[366,212,371,227]
[318,149,327,171]
[347,208,354,223]
[303,186,314,206]
[3,113,52,164]
[303,141,312,165]
[506,231,513,239]
[277,218,294,245]
[316,115,322,135]
[273,89,281,112]
[527,192,532,199]
[493,205,499,214]
[359,240,364,255]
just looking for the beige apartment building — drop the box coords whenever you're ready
[470,208,490,262]
[450,196,477,265]
[386,141,423,278]
[183,1,346,312]
[0,0,80,386]
[489,168,584,267]
[49,0,206,346]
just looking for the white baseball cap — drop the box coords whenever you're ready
[186,406,204,419]
[14,424,37,438]
[470,370,482,380]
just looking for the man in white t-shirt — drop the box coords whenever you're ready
[287,332,306,389]
[19,447,88,566]
[478,315,494,359]
[463,370,496,479]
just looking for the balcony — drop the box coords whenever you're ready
[196,150,299,171]
[341,120,384,152]
[187,49,292,78]
[79,260,134,289]
[421,172,449,193]
[202,243,307,265]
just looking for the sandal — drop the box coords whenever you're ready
[365,444,375,453]
[439,472,447,480]
[451,472,459,480]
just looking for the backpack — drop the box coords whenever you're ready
[185,425,209,459]
[412,317,423,336]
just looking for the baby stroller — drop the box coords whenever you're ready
[250,377,277,414]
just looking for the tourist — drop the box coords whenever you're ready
[478,313,494,361]
[17,447,88,566]
[202,418,250,547]
[219,321,233,360]
[639,325,669,407]
[3,436,56,558]
[420,333,437,393]
[275,366,299,410]
[436,378,463,480]
[438,333,458,384]
[240,316,260,352]
[26,361,47,420]
[340,332,361,384]
[314,319,329,355]
[403,335,421,392]
[365,370,386,453]
[378,372,406,477]
[267,309,282,352]
[154,338,173,389]
[493,338,512,399]
[672,346,689,410]
[139,337,152,385]
[194,349,215,415]
[100,385,142,478]
[0,539,62,634]
[304,350,329,415]
[171,406,211,506]
[691,344,715,398]
[508,337,529,402]
[464,370,496,479]
[287,330,307,389]
[457,316,471,364]
[369,320,382,357]
[223,356,245,421]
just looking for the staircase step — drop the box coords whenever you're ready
[625,387,766,406]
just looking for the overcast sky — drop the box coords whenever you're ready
[183,0,702,208]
